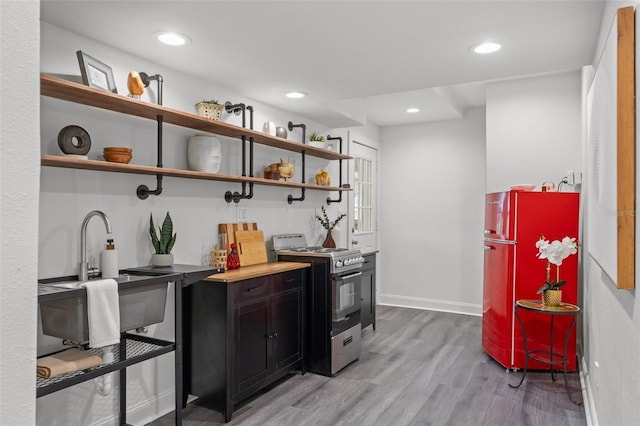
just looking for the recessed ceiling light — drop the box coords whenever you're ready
[471,42,501,54]
[406,107,420,113]
[286,91,307,99]
[156,32,191,46]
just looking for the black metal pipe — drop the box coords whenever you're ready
[137,115,164,199]
[326,135,344,205]
[288,121,306,144]
[246,105,255,199]
[287,121,307,203]
[223,102,257,203]
[136,73,164,200]
[288,188,306,204]
[139,72,163,106]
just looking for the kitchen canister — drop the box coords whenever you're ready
[187,134,222,173]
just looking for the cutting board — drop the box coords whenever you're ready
[218,223,258,252]
[235,230,268,266]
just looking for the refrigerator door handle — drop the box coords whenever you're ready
[484,229,494,235]
[484,237,516,245]
[483,245,494,251]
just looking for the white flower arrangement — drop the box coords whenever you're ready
[535,235,578,294]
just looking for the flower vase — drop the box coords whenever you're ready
[323,232,336,248]
[187,134,222,173]
[542,289,562,307]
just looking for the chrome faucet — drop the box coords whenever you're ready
[79,210,113,281]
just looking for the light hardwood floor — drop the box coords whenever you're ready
[147,306,586,426]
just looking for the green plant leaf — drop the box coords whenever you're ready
[166,233,177,254]
[149,212,175,254]
[149,214,160,253]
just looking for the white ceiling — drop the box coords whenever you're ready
[40,0,605,128]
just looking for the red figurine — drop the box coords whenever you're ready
[226,243,240,270]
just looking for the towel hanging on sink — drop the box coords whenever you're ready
[81,279,120,348]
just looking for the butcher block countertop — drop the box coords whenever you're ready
[205,261,310,283]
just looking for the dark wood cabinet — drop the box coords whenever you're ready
[186,266,306,422]
[360,253,377,330]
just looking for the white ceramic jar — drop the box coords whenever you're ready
[187,134,222,173]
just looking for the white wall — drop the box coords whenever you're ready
[0,1,40,424]
[580,2,640,425]
[36,22,374,425]
[486,71,583,193]
[378,108,486,315]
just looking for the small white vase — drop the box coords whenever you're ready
[262,121,276,136]
[151,253,174,267]
[187,134,221,173]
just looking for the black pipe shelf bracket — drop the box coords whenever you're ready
[325,135,349,205]
[224,102,255,203]
[287,121,307,204]
[137,72,165,200]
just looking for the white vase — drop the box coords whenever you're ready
[151,253,173,267]
[187,134,221,173]
[262,121,276,136]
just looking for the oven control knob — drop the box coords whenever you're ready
[344,259,352,266]
[335,260,343,268]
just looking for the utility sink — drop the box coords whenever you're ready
[41,273,151,289]
[38,273,173,344]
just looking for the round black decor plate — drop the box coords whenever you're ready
[58,125,91,155]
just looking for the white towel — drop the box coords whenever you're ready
[81,279,120,348]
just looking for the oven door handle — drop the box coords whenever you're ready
[338,271,362,280]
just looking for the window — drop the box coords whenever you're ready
[354,156,373,233]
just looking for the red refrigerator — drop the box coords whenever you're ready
[482,190,579,370]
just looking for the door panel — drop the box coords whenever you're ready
[349,141,377,253]
[484,192,512,241]
[271,289,303,372]
[234,299,270,396]
[482,240,514,368]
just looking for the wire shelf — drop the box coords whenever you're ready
[37,336,174,397]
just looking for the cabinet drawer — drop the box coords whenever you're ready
[233,278,271,304]
[272,270,303,295]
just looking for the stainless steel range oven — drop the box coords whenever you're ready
[271,234,365,376]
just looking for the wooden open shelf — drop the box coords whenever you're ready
[41,74,351,161]
[41,155,350,192]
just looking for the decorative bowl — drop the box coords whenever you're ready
[510,184,536,191]
[103,147,133,164]
[268,159,294,180]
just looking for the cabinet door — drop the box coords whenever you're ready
[271,288,303,373]
[360,254,376,330]
[234,299,271,399]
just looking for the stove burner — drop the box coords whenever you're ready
[289,246,324,252]
[282,246,348,254]
[313,247,348,253]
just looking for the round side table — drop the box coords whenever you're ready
[508,299,582,405]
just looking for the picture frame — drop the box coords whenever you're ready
[587,6,635,290]
[76,50,117,93]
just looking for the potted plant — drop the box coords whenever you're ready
[308,131,325,149]
[535,235,578,306]
[315,206,346,248]
[149,212,177,267]
[195,99,224,120]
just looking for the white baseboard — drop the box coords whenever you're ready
[93,388,176,426]
[580,355,598,426]
[378,293,482,316]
